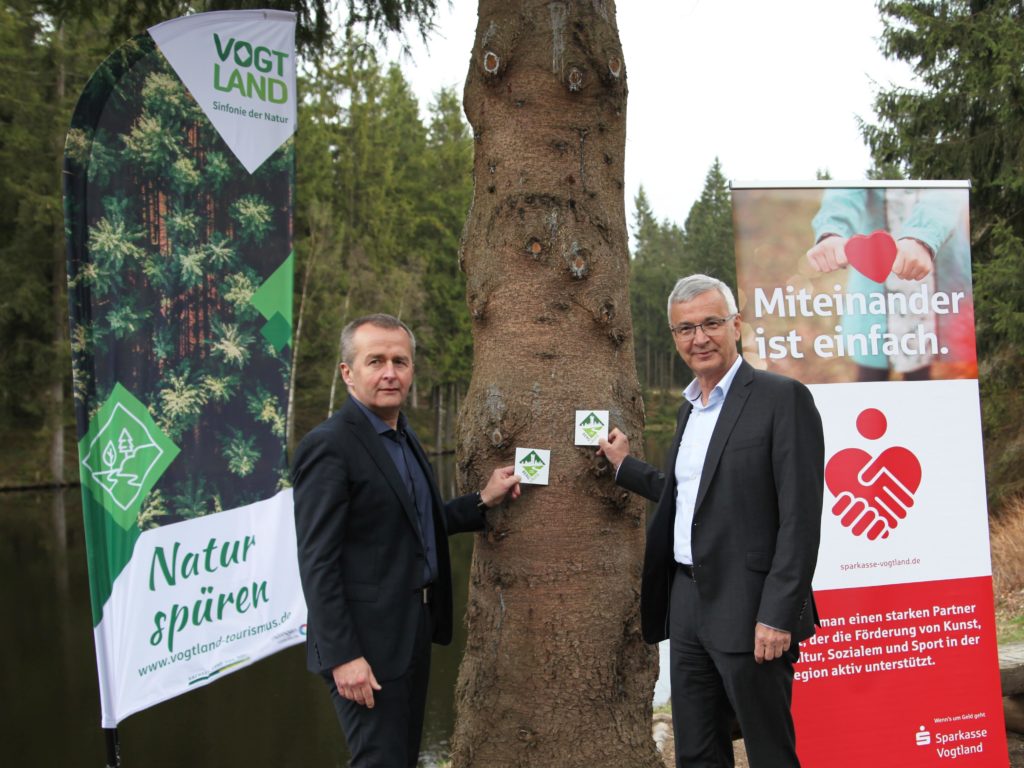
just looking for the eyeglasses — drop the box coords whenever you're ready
[669,314,737,339]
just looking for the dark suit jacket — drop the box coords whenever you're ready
[292,397,486,681]
[617,360,824,653]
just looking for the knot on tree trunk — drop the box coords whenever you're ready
[566,241,590,278]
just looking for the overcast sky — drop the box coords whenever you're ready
[386,0,919,230]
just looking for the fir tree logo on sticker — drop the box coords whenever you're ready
[579,411,606,441]
[517,450,546,479]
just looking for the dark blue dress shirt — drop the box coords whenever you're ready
[351,398,437,587]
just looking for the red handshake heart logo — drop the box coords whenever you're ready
[825,408,922,541]
[844,230,898,282]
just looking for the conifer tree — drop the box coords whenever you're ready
[629,187,686,391]
[451,3,658,764]
[683,158,735,289]
[866,0,1024,504]
[418,88,474,448]
[0,3,113,483]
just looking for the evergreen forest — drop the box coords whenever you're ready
[1,0,1022,516]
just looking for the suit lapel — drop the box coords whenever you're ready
[693,361,753,513]
[342,400,422,536]
[666,401,692,476]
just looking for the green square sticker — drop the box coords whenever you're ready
[78,383,180,530]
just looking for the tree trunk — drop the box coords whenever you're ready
[49,22,66,486]
[453,2,659,766]
[288,218,319,450]
[328,291,351,416]
[453,382,461,443]
[434,383,444,454]
[644,335,650,391]
[448,380,458,449]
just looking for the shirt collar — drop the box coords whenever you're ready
[683,354,744,407]
[351,396,407,437]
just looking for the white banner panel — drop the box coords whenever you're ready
[149,10,297,173]
[94,490,305,726]
[809,379,991,591]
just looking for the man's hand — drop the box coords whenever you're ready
[754,623,791,664]
[596,427,631,470]
[891,237,933,281]
[332,657,381,708]
[480,465,522,507]
[805,234,849,273]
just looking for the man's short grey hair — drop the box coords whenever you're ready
[666,274,739,321]
[340,314,416,366]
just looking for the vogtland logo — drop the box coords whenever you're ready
[79,383,179,530]
[578,412,606,441]
[518,450,546,480]
[212,33,289,104]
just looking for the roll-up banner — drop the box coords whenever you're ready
[731,181,1006,765]
[63,10,305,729]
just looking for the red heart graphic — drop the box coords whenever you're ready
[825,445,922,540]
[844,230,897,283]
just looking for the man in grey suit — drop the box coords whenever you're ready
[292,313,521,767]
[599,275,824,767]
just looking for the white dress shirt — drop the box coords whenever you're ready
[673,355,744,565]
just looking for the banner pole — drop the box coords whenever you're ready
[103,728,120,767]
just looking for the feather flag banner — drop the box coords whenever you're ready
[63,10,305,728]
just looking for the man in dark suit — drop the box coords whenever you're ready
[599,275,824,767]
[292,313,521,767]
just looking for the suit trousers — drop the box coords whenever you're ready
[669,567,800,768]
[324,601,434,767]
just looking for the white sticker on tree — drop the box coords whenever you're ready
[515,448,551,486]
[574,410,609,446]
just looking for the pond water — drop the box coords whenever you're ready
[2,437,672,767]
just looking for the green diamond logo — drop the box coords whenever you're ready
[518,450,546,479]
[79,383,180,530]
[579,411,606,441]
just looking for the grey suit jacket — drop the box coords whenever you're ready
[617,360,824,652]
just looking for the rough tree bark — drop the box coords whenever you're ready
[453,2,660,766]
